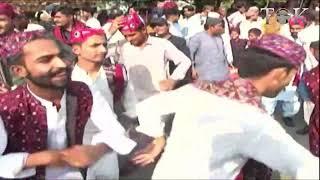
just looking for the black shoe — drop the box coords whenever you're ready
[283,117,295,127]
[296,125,309,135]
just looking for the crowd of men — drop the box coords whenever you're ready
[0,0,319,179]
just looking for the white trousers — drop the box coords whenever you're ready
[262,86,300,117]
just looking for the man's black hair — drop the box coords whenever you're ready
[51,5,74,17]
[149,17,168,28]
[204,17,224,30]
[164,8,180,16]
[235,0,248,10]
[183,5,195,12]
[108,8,123,20]
[238,48,295,78]
[81,6,95,16]
[97,10,109,26]
[248,28,262,37]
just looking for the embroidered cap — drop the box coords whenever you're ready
[70,27,105,44]
[251,34,306,68]
[0,3,16,19]
[119,11,145,33]
[0,30,45,60]
[288,15,307,28]
[162,0,178,10]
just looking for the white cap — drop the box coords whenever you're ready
[208,11,220,18]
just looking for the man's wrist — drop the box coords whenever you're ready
[93,143,110,155]
[150,136,166,158]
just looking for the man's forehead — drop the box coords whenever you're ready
[23,39,59,56]
[54,12,67,17]
[155,24,167,27]
[0,14,10,20]
[123,31,138,36]
[85,35,106,44]
[290,24,303,28]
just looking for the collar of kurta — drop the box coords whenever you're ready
[132,36,153,48]
[26,84,66,111]
[145,36,153,45]
[194,78,264,110]
[73,64,105,81]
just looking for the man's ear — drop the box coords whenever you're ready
[72,44,81,56]
[10,65,28,78]
[268,67,296,85]
[67,14,74,21]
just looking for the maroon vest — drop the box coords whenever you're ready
[103,63,127,102]
[0,81,93,179]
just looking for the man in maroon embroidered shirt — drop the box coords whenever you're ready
[52,5,85,45]
[0,31,136,179]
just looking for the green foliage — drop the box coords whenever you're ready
[220,0,234,9]
[255,0,267,7]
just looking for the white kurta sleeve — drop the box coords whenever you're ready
[239,111,319,179]
[164,40,191,80]
[221,31,233,65]
[0,117,36,178]
[122,81,138,118]
[136,90,178,137]
[89,91,137,155]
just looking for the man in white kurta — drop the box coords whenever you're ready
[0,85,136,179]
[239,7,263,40]
[70,27,136,179]
[133,34,319,179]
[0,31,136,179]
[136,84,319,179]
[119,12,191,115]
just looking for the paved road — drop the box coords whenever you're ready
[272,103,309,179]
[275,103,309,151]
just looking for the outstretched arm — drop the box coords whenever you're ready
[239,111,319,179]
[136,90,178,137]
[0,118,64,178]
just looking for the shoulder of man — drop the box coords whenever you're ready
[170,35,186,43]
[67,81,92,98]
[0,85,26,112]
[189,31,205,43]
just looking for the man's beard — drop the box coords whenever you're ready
[0,25,13,36]
[291,32,298,39]
[26,67,70,90]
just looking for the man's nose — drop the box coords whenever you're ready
[53,56,67,68]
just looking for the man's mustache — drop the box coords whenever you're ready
[50,67,69,77]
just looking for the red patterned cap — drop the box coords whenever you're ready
[251,34,306,68]
[70,27,105,44]
[162,0,178,10]
[0,3,16,19]
[119,11,145,33]
[0,30,45,59]
[288,15,307,28]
